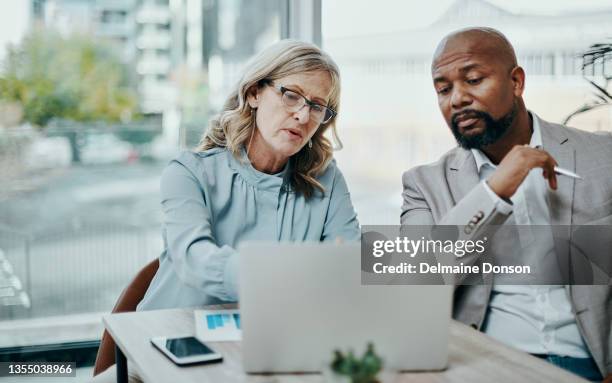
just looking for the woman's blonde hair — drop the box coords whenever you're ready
[196,39,342,199]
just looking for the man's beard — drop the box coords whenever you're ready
[450,103,517,150]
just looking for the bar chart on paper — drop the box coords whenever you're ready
[206,313,241,330]
[195,309,242,342]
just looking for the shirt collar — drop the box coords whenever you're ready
[471,111,543,174]
[227,146,291,192]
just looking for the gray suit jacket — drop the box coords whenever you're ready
[401,118,612,376]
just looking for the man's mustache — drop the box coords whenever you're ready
[451,109,490,126]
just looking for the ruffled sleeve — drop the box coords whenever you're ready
[160,158,238,302]
[321,164,360,242]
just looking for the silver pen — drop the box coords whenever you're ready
[554,166,582,180]
[533,145,582,179]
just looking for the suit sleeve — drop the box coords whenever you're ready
[401,169,513,284]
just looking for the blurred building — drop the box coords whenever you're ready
[39,0,95,36]
[94,0,137,73]
[326,0,612,121]
[31,0,207,115]
[0,1,32,62]
[134,0,177,114]
[325,0,612,187]
[327,0,612,79]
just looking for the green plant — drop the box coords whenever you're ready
[330,343,383,383]
[0,28,139,128]
[564,40,612,125]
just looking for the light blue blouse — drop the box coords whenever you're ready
[137,147,360,310]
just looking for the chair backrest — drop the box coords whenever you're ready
[93,258,159,376]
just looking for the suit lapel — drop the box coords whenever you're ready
[539,121,592,311]
[447,149,494,285]
[541,120,575,226]
[447,148,481,204]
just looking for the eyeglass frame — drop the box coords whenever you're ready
[262,80,337,124]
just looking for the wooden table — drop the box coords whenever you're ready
[103,305,586,383]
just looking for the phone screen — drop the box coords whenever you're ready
[164,337,216,358]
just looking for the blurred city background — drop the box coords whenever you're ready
[0,0,285,367]
[1,0,611,377]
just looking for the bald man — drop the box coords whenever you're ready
[401,27,611,381]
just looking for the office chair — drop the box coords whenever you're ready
[93,258,159,376]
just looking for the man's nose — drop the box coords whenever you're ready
[450,85,472,109]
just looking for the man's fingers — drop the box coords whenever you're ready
[494,146,559,199]
[524,148,557,189]
[545,156,558,190]
[545,163,557,190]
[524,147,549,167]
[549,171,557,190]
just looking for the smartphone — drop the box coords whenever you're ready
[150,336,223,366]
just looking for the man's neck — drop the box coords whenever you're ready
[481,109,532,165]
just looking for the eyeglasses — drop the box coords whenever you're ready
[269,82,336,124]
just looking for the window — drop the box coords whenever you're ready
[0,0,284,356]
[322,0,612,225]
[101,10,128,24]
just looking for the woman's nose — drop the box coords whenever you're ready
[293,104,311,124]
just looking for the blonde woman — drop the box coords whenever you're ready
[138,39,359,311]
[92,39,359,383]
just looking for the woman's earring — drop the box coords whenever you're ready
[308,139,313,149]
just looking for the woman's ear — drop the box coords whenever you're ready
[246,85,260,109]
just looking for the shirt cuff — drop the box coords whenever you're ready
[483,180,513,215]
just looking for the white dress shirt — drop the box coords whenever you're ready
[471,112,589,358]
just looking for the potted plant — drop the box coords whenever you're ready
[327,343,384,383]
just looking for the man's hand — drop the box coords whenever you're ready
[487,145,558,200]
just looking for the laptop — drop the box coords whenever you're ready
[237,242,452,373]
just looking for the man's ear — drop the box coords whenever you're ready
[510,66,525,97]
[246,85,260,108]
